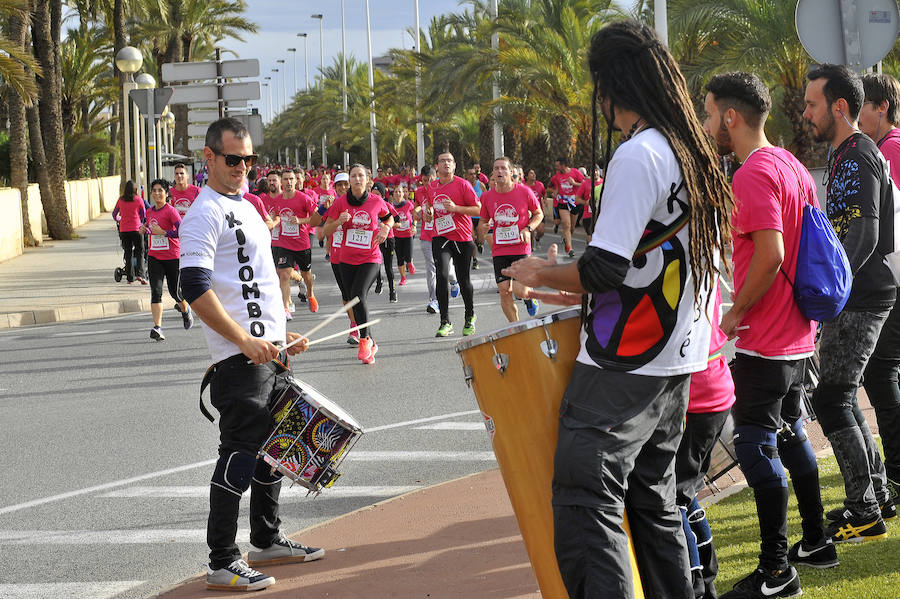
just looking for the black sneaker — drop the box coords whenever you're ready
[297,291,307,303]
[826,510,888,543]
[471,258,479,270]
[247,534,325,567]
[206,559,274,592]
[720,566,801,598]
[389,290,398,303]
[828,500,896,522]
[150,326,165,341]
[374,277,383,294]
[787,537,839,569]
[477,243,484,254]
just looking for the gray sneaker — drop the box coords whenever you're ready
[247,534,325,567]
[206,559,274,592]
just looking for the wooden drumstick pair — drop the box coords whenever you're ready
[281,297,380,350]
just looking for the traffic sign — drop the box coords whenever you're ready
[188,101,247,109]
[796,0,899,71]
[188,138,206,152]
[162,59,259,83]
[168,81,260,105]
[129,88,174,121]
[187,109,220,124]
[186,114,264,152]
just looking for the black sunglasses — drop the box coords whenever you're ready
[213,150,258,167]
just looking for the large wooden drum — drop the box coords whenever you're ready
[457,308,644,598]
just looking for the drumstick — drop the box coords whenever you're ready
[306,319,382,347]
[299,296,360,341]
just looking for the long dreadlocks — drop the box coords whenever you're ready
[587,20,733,309]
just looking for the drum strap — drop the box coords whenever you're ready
[198,353,291,423]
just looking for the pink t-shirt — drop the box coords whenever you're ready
[526,180,545,202]
[113,197,145,232]
[878,128,900,182]
[244,192,268,223]
[550,168,585,208]
[426,176,480,242]
[384,200,399,239]
[416,192,434,242]
[169,185,201,216]
[273,191,317,251]
[479,184,540,257]
[313,187,337,204]
[325,194,390,265]
[576,178,602,218]
[730,147,818,356]
[261,193,281,241]
[145,203,182,261]
[688,287,735,414]
[392,200,416,238]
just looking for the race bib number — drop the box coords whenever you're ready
[494,225,520,245]
[281,220,300,236]
[150,234,169,250]
[271,224,280,240]
[332,228,343,247]
[424,219,433,232]
[435,214,456,235]
[397,218,410,231]
[346,228,373,249]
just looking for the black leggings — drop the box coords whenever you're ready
[331,262,350,302]
[339,262,381,338]
[432,237,475,322]
[378,238,396,293]
[119,230,145,282]
[395,237,413,267]
[148,256,182,304]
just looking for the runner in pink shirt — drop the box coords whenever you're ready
[273,170,319,316]
[323,164,393,364]
[414,165,456,314]
[478,157,543,322]
[548,158,585,257]
[391,185,417,286]
[575,167,603,237]
[141,178,193,340]
[169,163,201,216]
[423,152,481,337]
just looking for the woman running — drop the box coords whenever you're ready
[140,178,193,340]
[112,179,147,285]
[323,164,393,364]
[391,184,416,286]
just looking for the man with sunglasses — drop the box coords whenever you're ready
[179,118,322,593]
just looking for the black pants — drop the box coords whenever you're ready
[395,237,413,267]
[148,256,182,304]
[379,238,396,293]
[207,354,288,569]
[332,262,349,302]
[432,237,475,323]
[119,230,145,282]
[339,262,381,338]
[863,304,900,482]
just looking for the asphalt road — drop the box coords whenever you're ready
[0,243,566,599]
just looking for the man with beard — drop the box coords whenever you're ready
[705,72,833,599]
[803,64,896,544]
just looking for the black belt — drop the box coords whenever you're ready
[198,351,290,423]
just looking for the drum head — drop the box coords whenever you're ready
[455,307,581,353]
[289,378,363,432]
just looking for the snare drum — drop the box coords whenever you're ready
[457,308,644,599]
[259,376,363,493]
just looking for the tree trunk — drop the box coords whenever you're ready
[114,0,127,182]
[782,83,825,168]
[26,101,54,243]
[8,10,36,246]
[0,90,8,137]
[548,114,572,166]
[107,101,118,176]
[82,97,97,179]
[478,114,493,167]
[573,118,593,171]
[32,0,72,239]
[521,131,551,183]
[503,124,520,164]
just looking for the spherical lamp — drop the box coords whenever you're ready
[135,73,156,89]
[115,46,143,74]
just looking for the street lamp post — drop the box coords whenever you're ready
[490,0,503,159]
[297,33,309,91]
[414,0,424,171]
[287,47,297,97]
[312,13,326,166]
[364,0,378,172]
[262,82,270,123]
[341,0,349,168]
[271,68,280,113]
[276,58,287,108]
[136,72,157,185]
[115,46,142,184]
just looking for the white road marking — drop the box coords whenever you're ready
[0,581,145,599]
[0,410,482,515]
[99,485,421,498]
[415,422,486,431]
[50,329,116,338]
[0,529,249,545]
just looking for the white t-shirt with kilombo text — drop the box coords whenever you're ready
[180,186,286,363]
[577,128,715,377]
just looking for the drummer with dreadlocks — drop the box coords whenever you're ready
[504,20,733,598]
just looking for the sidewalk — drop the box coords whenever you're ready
[0,215,152,328]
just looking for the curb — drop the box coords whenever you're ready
[0,297,152,329]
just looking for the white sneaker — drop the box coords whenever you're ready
[206,559,274,591]
[247,534,325,567]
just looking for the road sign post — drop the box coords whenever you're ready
[130,87,174,183]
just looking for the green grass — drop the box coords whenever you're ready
[707,455,900,598]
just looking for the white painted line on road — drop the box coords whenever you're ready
[99,485,421,498]
[0,529,249,545]
[348,451,495,461]
[50,329,116,338]
[0,410,480,515]
[0,581,146,599]
[415,422,485,431]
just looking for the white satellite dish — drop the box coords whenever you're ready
[796,0,899,71]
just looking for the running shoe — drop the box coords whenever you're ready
[318,239,325,248]
[568,249,576,258]
[374,276,383,294]
[362,339,378,364]
[408,262,415,274]
[426,299,438,314]
[787,536,839,569]
[554,224,559,234]
[524,298,539,317]
[247,533,324,566]
[462,315,477,336]
[477,243,484,254]
[324,253,330,261]
[471,258,479,270]
[826,510,887,543]
[285,309,293,322]
[347,330,360,345]
[181,306,194,330]
[435,322,453,337]
[827,501,896,523]
[137,277,148,285]
[358,337,375,363]
[720,566,801,598]
[399,275,407,286]
[450,281,460,298]
[288,301,296,313]
[150,326,165,341]
[297,291,307,303]
[389,290,398,303]
[206,559,274,592]
[308,295,318,313]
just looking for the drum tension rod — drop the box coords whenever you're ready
[540,322,559,360]
[489,337,509,375]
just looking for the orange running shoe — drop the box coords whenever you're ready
[357,337,373,362]
[308,295,318,313]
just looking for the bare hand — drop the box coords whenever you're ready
[239,336,280,365]
[423,203,434,222]
[443,199,457,213]
[374,225,389,245]
[719,309,742,341]
[285,331,309,355]
[526,288,582,305]
[518,228,531,244]
[150,224,165,235]
[337,210,351,224]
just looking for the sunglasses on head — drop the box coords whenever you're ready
[213,150,258,167]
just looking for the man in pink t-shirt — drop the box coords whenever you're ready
[273,170,319,316]
[478,157,543,322]
[169,163,201,216]
[548,158,585,258]
[705,72,831,593]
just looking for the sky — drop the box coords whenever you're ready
[223,0,466,121]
